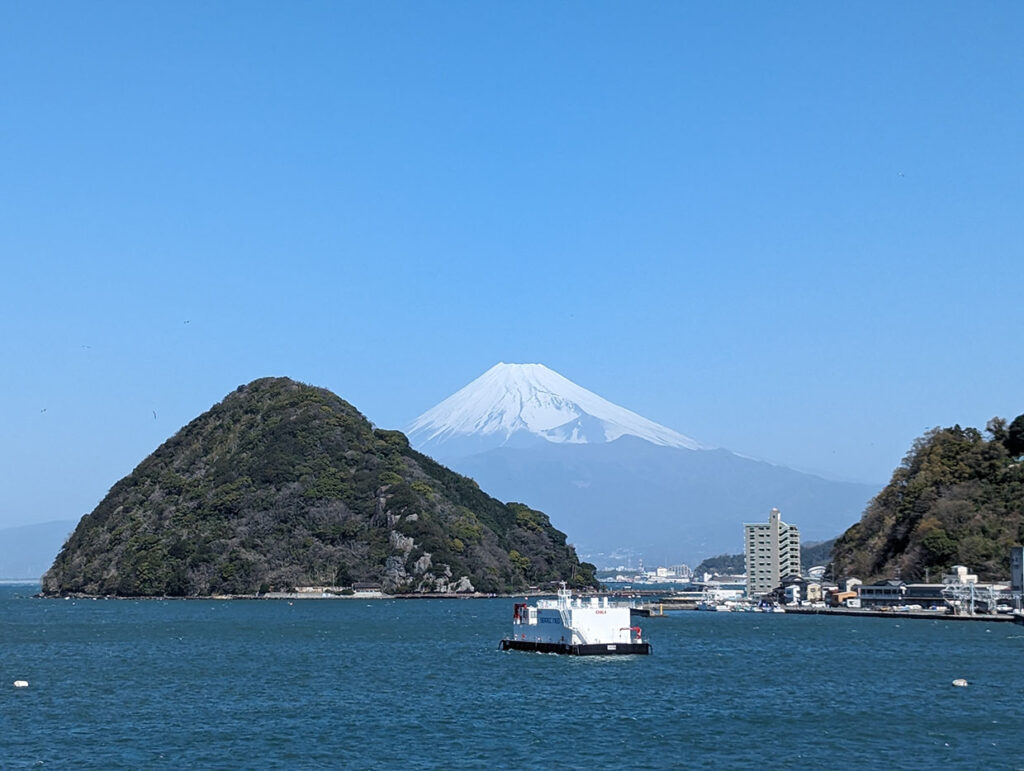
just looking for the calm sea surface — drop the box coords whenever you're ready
[2,583,1023,769]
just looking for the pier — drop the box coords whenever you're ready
[628,601,1020,622]
[783,607,1015,622]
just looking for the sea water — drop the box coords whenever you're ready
[1,584,1022,769]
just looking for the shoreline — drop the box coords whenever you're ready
[782,606,1016,622]
[26,590,538,601]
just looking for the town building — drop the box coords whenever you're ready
[856,579,907,607]
[849,564,1013,613]
[1011,547,1023,593]
[770,574,828,606]
[744,507,801,598]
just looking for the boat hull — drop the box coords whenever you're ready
[500,639,650,656]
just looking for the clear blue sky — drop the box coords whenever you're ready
[2,3,1022,528]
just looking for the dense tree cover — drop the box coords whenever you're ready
[42,378,597,597]
[1007,415,1024,457]
[800,539,835,570]
[693,553,745,576]
[693,539,835,578]
[832,416,1024,582]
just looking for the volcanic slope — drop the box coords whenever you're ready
[408,363,878,564]
[408,361,704,457]
[42,378,596,597]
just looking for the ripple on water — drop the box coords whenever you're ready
[2,591,1023,769]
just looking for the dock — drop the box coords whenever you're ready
[632,599,699,615]
[628,603,1020,622]
[783,607,1015,622]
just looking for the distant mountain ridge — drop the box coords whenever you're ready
[452,439,876,564]
[0,520,76,580]
[408,364,878,565]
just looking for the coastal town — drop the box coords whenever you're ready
[252,508,1024,626]
[603,507,1024,620]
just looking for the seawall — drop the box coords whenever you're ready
[783,607,1015,622]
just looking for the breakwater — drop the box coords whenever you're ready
[783,606,1015,622]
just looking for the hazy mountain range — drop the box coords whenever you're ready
[0,520,76,580]
[3,363,880,579]
[408,363,879,567]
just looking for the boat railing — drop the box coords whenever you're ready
[556,582,588,645]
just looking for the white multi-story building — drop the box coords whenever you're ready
[744,507,801,598]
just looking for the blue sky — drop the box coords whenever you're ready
[2,3,1022,528]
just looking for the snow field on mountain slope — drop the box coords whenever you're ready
[408,362,703,450]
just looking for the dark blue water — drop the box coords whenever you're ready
[2,584,1022,769]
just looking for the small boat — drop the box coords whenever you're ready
[695,586,734,611]
[500,583,650,656]
[696,600,732,611]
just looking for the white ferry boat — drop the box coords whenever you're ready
[500,584,650,655]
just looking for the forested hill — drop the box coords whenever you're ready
[832,416,1024,582]
[42,378,597,597]
[692,539,836,578]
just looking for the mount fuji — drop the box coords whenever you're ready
[407,362,703,457]
[407,363,878,566]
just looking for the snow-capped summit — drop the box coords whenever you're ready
[407,362,704,457]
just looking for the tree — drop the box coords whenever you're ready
[1006,414,1024,457]
[986,417,1007,443]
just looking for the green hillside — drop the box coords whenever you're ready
[692,539,836,578]
[832,416,1024,582]
[42,378,597,596]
